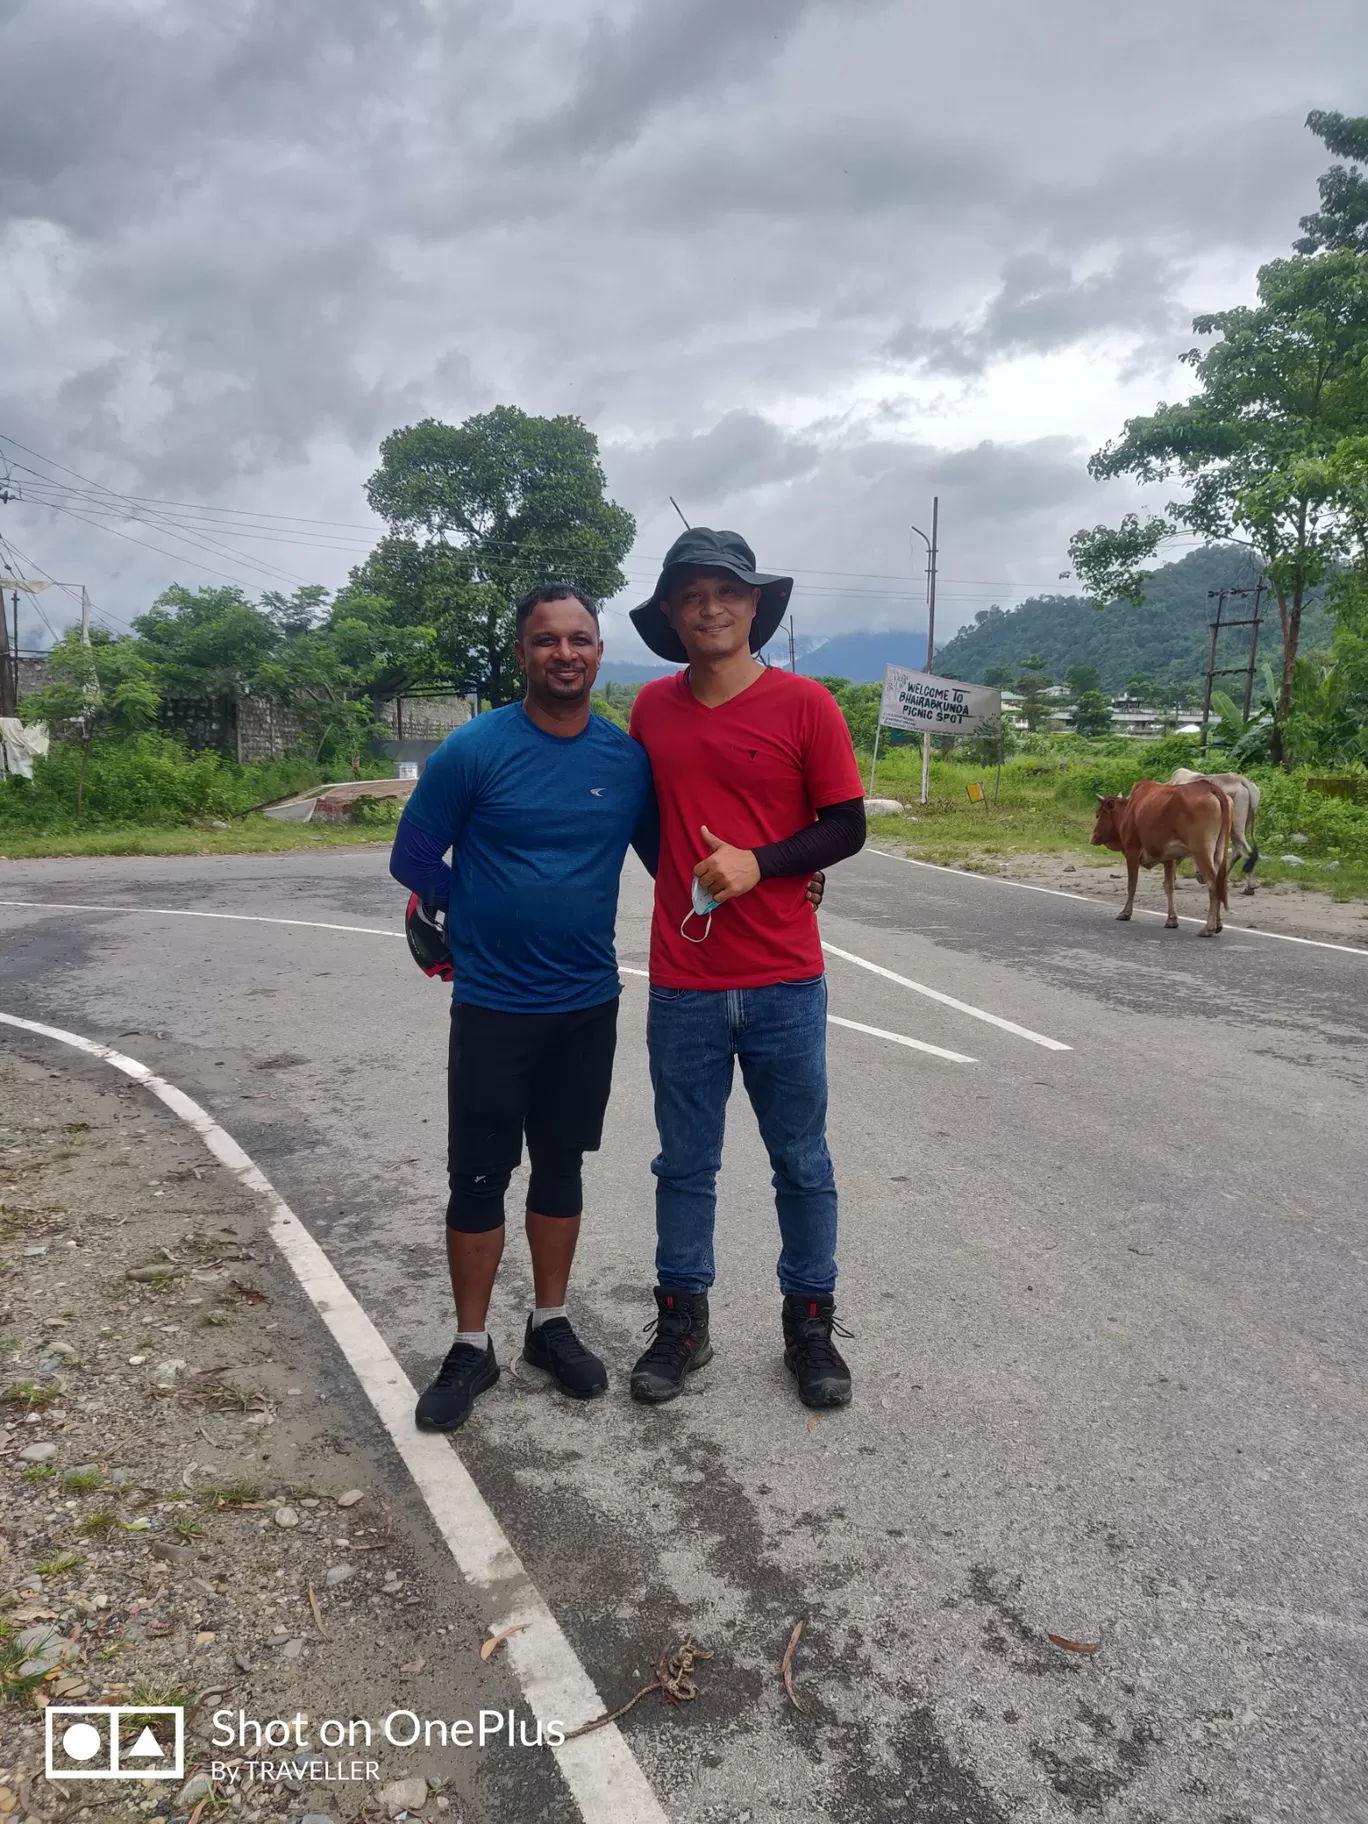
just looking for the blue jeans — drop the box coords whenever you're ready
[646,977,838,1297]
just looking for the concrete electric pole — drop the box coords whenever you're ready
[909,496,939,806]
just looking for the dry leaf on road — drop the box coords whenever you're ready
[480,1623,529,1661]
[781,1619,805,1711]
[307,1581,328,1637]
[1047,1632,1101,1655]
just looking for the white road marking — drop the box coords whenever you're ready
[0,908,977,1066]
[864,851,1368,959]
[826,1015,974,1063]
[821,942,1071,1052]
[620,967,974,1063]
[0,898,403,939]
[0,1011,667,1824]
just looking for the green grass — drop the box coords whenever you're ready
[198,1478,260,1508]
[22,1464,56,1484]
[0,816,394,861]
[74,1510,118,1537]
[124,1684,196,1713]
[4,1379,59,1407]
[861,748,1368,903]
[0,1618,48,1702]
[60,1469,101,1494]
[34,1552,84,1578]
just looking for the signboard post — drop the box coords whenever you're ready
[871,664,1002,803]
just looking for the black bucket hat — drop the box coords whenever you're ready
[629,528,793,664]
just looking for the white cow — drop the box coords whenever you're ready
[1168,769,1261,895]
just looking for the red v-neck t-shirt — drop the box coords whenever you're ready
[629,667,864,989]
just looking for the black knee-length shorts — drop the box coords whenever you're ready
[446,996,619,1232]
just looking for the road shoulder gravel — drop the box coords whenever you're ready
[0,1050,564,1824]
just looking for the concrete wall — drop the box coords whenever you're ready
[16,656,51,699]
[378,694,472,742]
[235,693,303,763]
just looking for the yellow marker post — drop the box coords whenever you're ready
[966,780,986,806]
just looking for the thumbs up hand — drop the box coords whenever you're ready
[694,824,762,904]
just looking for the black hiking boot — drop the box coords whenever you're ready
[522,1314,609,1399]
[630,1287,712,1404]
[414,1337,500,1431]
[782,1293,853,1408]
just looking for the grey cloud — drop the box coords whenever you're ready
[519,0,845,159]
[611,411,822,511]
[890,250,1184,375]
[602,413,1142,653]
[1,0,1364,638]
[0,0,429,235]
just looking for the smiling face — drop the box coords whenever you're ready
[661,565,760,663]
[516,594,603,709]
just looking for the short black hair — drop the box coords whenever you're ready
[514,582,599,636]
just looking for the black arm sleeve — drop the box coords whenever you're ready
[753,796,866,881]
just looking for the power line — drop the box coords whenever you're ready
[0,536,63,645]
[3,428,1222,622]
[17,490,1088,605]
[0,528,131,633]
[26,491,327,592]
[2,436,1139,594]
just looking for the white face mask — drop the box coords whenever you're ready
[680,875,720,944]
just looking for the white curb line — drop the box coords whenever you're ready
[0,1011,669,1824]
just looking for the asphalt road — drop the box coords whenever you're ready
[3,845,1366,1824]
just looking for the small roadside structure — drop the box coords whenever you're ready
[258,777,417,824]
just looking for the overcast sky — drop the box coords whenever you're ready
[1,0,1364,658]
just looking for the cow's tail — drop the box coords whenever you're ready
[1215,785,1231,910]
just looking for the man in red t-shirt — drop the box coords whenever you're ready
[626,528,866,1409]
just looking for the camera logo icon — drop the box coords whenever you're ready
[45,1706,185,1781]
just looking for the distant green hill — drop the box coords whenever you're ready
[934,546,1331,690]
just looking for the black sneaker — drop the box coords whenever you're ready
[782,1294,853,1408]
[630,1287,712,1404]
[414,1338,500,1431]
[522,1314,608,1400]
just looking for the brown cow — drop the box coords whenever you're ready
[1090,778,1231,936]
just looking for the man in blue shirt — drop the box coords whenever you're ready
[390,583,654,1430]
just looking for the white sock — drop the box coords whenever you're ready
[530,1305,566,1329]
[456,1329,489,1351]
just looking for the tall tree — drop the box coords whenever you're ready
[1070,690,1114,737]
[362,407,635,706]
[1015,654,1053,731]
[1069,249,1368,764]
[21,629,159,817]
[1295,111,1368,255]
[132,585,279,700]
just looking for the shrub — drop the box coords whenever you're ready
[1052,735,1203,807]
[0,735,327,832]
[347,795,405,827]
[1250,768,1368,857]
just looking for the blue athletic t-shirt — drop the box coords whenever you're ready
[398,704,653,1014]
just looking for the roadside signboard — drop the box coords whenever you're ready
[877,665,1001,736]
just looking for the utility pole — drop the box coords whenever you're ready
[1,579,54,716]
[909,495,939,805]
[1199,580,1264,756]
[787,617,797,673]
[80,586,91,646]
[0,586,13,717]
